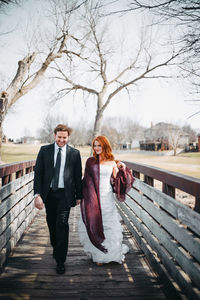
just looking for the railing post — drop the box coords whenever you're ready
[194,197,200,213]
[2,175,11,186]
[144,175,154,187]
[162,183,175,198]
[132,170,140,179]
[16,170,23,178]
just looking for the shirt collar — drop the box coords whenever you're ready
[54,143,67,152]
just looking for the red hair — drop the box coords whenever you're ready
[92,136,114,161]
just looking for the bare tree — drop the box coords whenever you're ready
[118,1,200,111]
[0,34,67,152]
[114,1,200,57]
[70,127,93,147]
[0,0,21,9]
[167,125,182,156]
[0,0,88,160]
[52,1,181,139]
[182,124,197,143]
[37,113,69,143]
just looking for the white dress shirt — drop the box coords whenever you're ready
[53,143,66,188]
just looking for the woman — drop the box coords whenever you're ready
[79,136,134,265]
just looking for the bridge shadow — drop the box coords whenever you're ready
[0,207,169,300]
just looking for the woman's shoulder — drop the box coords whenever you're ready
[86,156,96,165]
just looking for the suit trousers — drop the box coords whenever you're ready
[45,189,70,263]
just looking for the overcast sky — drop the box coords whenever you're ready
[1,0,200,139]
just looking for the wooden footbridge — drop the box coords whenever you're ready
[0,160,200,300]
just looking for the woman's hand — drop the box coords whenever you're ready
[116,161,126,170]
[112,162,119,178]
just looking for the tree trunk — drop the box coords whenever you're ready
[0,34,67,163]
[173,147,177,156]
[92,95,104,138]
[0,91,9,162]
[93,110,103,138]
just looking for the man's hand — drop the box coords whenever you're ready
[34,195,44,210]
[76,199,81,205]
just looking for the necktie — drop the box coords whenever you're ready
[52,148,61,191]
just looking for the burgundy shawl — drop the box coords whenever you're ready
[110,166,135,202]
[80,157,107,253]
[80,157,135,253]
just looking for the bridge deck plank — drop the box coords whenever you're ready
[0,207,167,300]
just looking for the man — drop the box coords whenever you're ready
[34,124,82,274]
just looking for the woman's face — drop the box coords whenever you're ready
[93,140,102,155]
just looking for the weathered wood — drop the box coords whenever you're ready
[129,188,200,263]
[123,161,200,204]
[1,159,200,299]
[0,192,33,235]
[0,172,34,202]
[0,162,36,269]
[2,175,11,186]
[133,179,200,236]
[118,202,200,300]
[120,196,200,288]
[0,182,33,219]
[195,197,200,212]
[144,175,154,186]
[0,208,168,300]
[162,183,175,198]
[117,204,182,300]
[0,200,36,251]
[0,160,35,178]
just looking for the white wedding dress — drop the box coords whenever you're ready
[79,164,129,264]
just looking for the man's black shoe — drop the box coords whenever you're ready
[56,262,65,274]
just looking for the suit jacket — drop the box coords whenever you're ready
[34,143,82,207]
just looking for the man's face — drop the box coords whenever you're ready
[54,131,69,148]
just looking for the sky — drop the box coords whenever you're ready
[1,0,200,140]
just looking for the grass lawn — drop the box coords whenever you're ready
[1,143,200,179]
[115,151,200,179]
[1,143,42,163]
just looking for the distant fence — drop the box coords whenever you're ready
[0,160,36,268]
[119,161,200,299]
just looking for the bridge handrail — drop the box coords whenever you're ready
[0,160,36,269]
[0,160,35,186]
[1,159,200,298]
[123,161,200,212]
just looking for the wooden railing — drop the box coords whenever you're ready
[123,161,200,212]
[119,161,200,299]
[0,159,200,299]
[0,160,36,268]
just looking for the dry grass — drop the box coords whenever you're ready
[1,143,200,179]
[1,143,43,163]
[115,151,200,179]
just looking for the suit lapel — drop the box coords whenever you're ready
[64,144,71,170]
[48,143,55,169]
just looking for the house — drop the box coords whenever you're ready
[140,122,189,151]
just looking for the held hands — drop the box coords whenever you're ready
[76,199,81,205]
[34,195,44,210]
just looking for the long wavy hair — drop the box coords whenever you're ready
[92,136,114,161]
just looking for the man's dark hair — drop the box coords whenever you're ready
[54,124,73,136]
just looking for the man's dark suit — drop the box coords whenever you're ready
[34,143,82,264]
